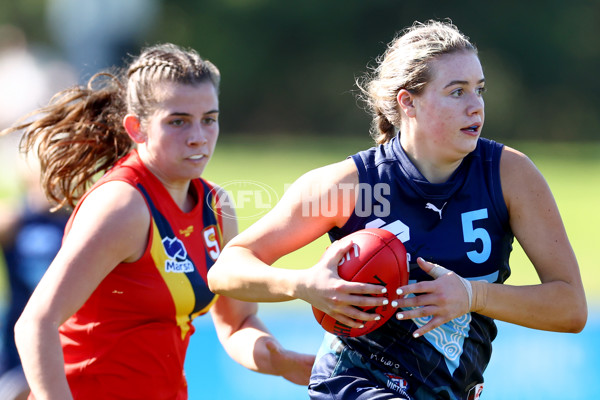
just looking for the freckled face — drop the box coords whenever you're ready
[138,81,219,186]
[410,51,486,163]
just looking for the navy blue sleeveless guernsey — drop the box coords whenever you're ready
[327,136,514,399]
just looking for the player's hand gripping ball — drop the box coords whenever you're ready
[312,228,409,337]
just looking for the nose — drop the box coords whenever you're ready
[467,92,484,116]
[187,124,208,147]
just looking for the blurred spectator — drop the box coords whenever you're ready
[0,157,71,400]
[46,0,160,81]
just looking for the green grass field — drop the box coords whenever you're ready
[1,135,598,305]
[202,135,600,305]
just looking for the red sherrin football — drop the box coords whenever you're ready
[312,228,408,337]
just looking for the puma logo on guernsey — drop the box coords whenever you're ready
[179,225,194,237]
[425,202,447,219]
[162,237,194,273]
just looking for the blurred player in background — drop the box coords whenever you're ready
[208,20,587,399]
[2,43,313,399]
[0,159,70,400]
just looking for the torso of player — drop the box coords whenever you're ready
[327,136,514,394]
[58,150,223,399]
[330,136,513,285]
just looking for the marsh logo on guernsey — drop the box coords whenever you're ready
[162,236,194,273]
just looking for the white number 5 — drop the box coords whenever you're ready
[461,209,491,264]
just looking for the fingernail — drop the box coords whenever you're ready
[374,315,381,321]
[396,312,403,319]
[413,332,420,338]
[396,288,403,295]
[381,287,387,294]
[391,301,398,307]
[382,299,389,305]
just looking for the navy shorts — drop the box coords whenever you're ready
[308,333,412,400]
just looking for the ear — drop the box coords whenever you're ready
[397,89,416,118]
[123,114,145,144]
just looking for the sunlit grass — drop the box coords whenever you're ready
[1,135,597,304]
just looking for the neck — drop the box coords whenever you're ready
[400,137,462,184]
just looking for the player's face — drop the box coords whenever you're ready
[411,51,485,163]
[140,81,219,187]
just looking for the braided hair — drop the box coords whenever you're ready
[1,43,220,210]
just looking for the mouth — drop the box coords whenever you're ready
[187,154,207,161]
[461,124,481,135]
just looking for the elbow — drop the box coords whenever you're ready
[565,303,587,333]
[14,312,34,354]
[207,263,226,294]
[556,293,588,333]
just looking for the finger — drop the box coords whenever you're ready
[329,291,389,318]
[265,339,281,355]
[328,311,365,329]
[417,257,450,279]
[392,291,435,309]
[322,240,356,273]
[412,316,445,338]
[395,302,436,320]
[393,280,434,302]
[334,302,383,324]
[343,281,389,296]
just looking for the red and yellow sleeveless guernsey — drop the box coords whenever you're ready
[57,150,224,399]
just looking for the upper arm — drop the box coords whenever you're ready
[500,146,580,284]
[21,181,150,326]
[211,184,239,246]
[226,158,359,265]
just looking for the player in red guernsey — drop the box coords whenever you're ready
[3,43,314,399]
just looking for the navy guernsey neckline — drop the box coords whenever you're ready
[390,135,473,200]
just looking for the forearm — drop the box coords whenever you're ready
[219,314,278,374]
[15,315,73,399]
[472,279,587,333]
[208,245,303,302]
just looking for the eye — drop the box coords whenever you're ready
[168,118,186,127]
[202,116,218,125]
[476,86,487,96]
[450,88,464,97]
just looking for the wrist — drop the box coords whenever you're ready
[287,268,308,301]
[470,280,487,313]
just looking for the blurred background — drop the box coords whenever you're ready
[0,1,598,399]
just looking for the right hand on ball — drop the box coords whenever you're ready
[296,240,389,328]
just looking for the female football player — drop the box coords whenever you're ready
[3,43,314,399]
[208,20,587,399]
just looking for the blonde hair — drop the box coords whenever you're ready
[357,20,477,144]
[1,43,220,210]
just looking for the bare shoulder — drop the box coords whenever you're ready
[66,180,150,263]
[499,145,553,212]
[77,180,149,224]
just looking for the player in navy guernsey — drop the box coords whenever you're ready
[209,20,586,399]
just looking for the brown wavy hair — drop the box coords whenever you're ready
[1,43,220,210]
[356,20,477,145]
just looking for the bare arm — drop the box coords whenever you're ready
[208,159,389,328]
[14,181,150,399]
[209,188,314,385]
[470,146,587,331]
